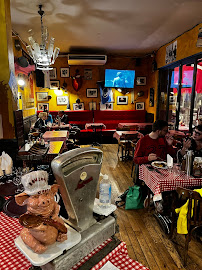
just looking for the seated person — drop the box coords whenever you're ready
[134,119,176,165]
[44,109,53,125]
[177,125,202,162]
[57,110,69,124]
[34,112,47,133]
[133,120,176,212]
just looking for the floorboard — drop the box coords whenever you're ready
[81,144,202,270]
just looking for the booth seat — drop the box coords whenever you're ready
[37,110,146,130]
[94,110,146,129]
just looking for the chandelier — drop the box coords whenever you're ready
[26,5,60,70]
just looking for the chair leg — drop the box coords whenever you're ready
[131,161,134,177]
[117,144,120,156]
[184,233,191,266]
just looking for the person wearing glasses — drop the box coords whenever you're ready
[177,125,202,162]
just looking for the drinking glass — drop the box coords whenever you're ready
[173,163,181,176]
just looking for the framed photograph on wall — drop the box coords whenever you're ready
[37,103,49,111]
[86,88,98,98]
[135,102,145,110]
[57,96,69,105]
[117,96,128,105]
[50,80,60,89]
[84,69,92,80]
[49,68,57,79]
[100,102,113,111]
[73,103,84,111]
[136,77,146,86]
[36,92,48,101]
[60,68,70,78]
[89,101,96,110]
[36,92,48,102]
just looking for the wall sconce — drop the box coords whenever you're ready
[137,91,144,97]
[17,74,25,89]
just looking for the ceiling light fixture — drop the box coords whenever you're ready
[26,5,60,70]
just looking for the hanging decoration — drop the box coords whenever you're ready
[72,69,82,92]
[26,5,60,70]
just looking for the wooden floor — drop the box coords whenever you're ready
[83,144,202,270]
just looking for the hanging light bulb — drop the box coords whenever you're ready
[26,5,60,70]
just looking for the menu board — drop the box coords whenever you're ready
[14,110,25,148]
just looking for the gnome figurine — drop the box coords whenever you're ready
[15,170,67,254]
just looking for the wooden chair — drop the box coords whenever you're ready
[116,127,130,156]
[171,187,202,266]
[120,133,139,161]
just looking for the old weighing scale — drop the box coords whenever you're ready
[41,147,117,269]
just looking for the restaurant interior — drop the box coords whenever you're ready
[0,1,202,270]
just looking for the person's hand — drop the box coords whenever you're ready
[148,153,157,161]
[166,135,174,146]
[182,138,191,149]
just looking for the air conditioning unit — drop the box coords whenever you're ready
[68,54,107,65]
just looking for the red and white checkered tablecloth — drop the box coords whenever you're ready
[0,212,149,270]
[0,212,31,270]
[71,239,149,270]
[139,164,202,196]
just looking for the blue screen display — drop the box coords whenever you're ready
[105,69,135,88]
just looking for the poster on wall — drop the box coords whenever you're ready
[149,88,154,107]
[8,71,18,101]
[165,40,177,64]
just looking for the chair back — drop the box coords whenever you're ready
[176,187,202,229]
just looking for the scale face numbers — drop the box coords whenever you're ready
[80,171,87,181]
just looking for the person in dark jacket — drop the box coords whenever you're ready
[34,112,47,133]
[58,111,69,124]
[177,125,202,162]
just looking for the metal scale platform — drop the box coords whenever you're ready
[41,147,117,270]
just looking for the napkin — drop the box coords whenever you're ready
[1,151,13,175]
[167,154,173,168]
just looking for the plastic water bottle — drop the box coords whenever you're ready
[99,174,111,208]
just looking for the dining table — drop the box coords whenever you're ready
[0,212,149,270]
[43,130,68,145]
[113,130,144,141]
[118,122,153,130]
[139,164,202,201]
[48,123,72,130]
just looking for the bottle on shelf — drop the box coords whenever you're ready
[99,173,111,209]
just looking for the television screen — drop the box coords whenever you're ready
[105,69,135,88]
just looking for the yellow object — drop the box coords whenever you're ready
[175,188,202,234]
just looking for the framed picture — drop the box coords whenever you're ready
[89,101,96,110]
[100,102,113,111]
[117,96,128,105]
[50,80,60,89]
[49,68,57,79]
[135,102,145,110]
[36,92,48,101]
[73,103,84,111]
[60,68,70,78]
[136,77,146,86]
[57,96,69,105]
[86,88,98,98]
[84,69,92,80]
[37,103,49,111]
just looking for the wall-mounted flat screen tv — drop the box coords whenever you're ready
[105,69,135,88]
